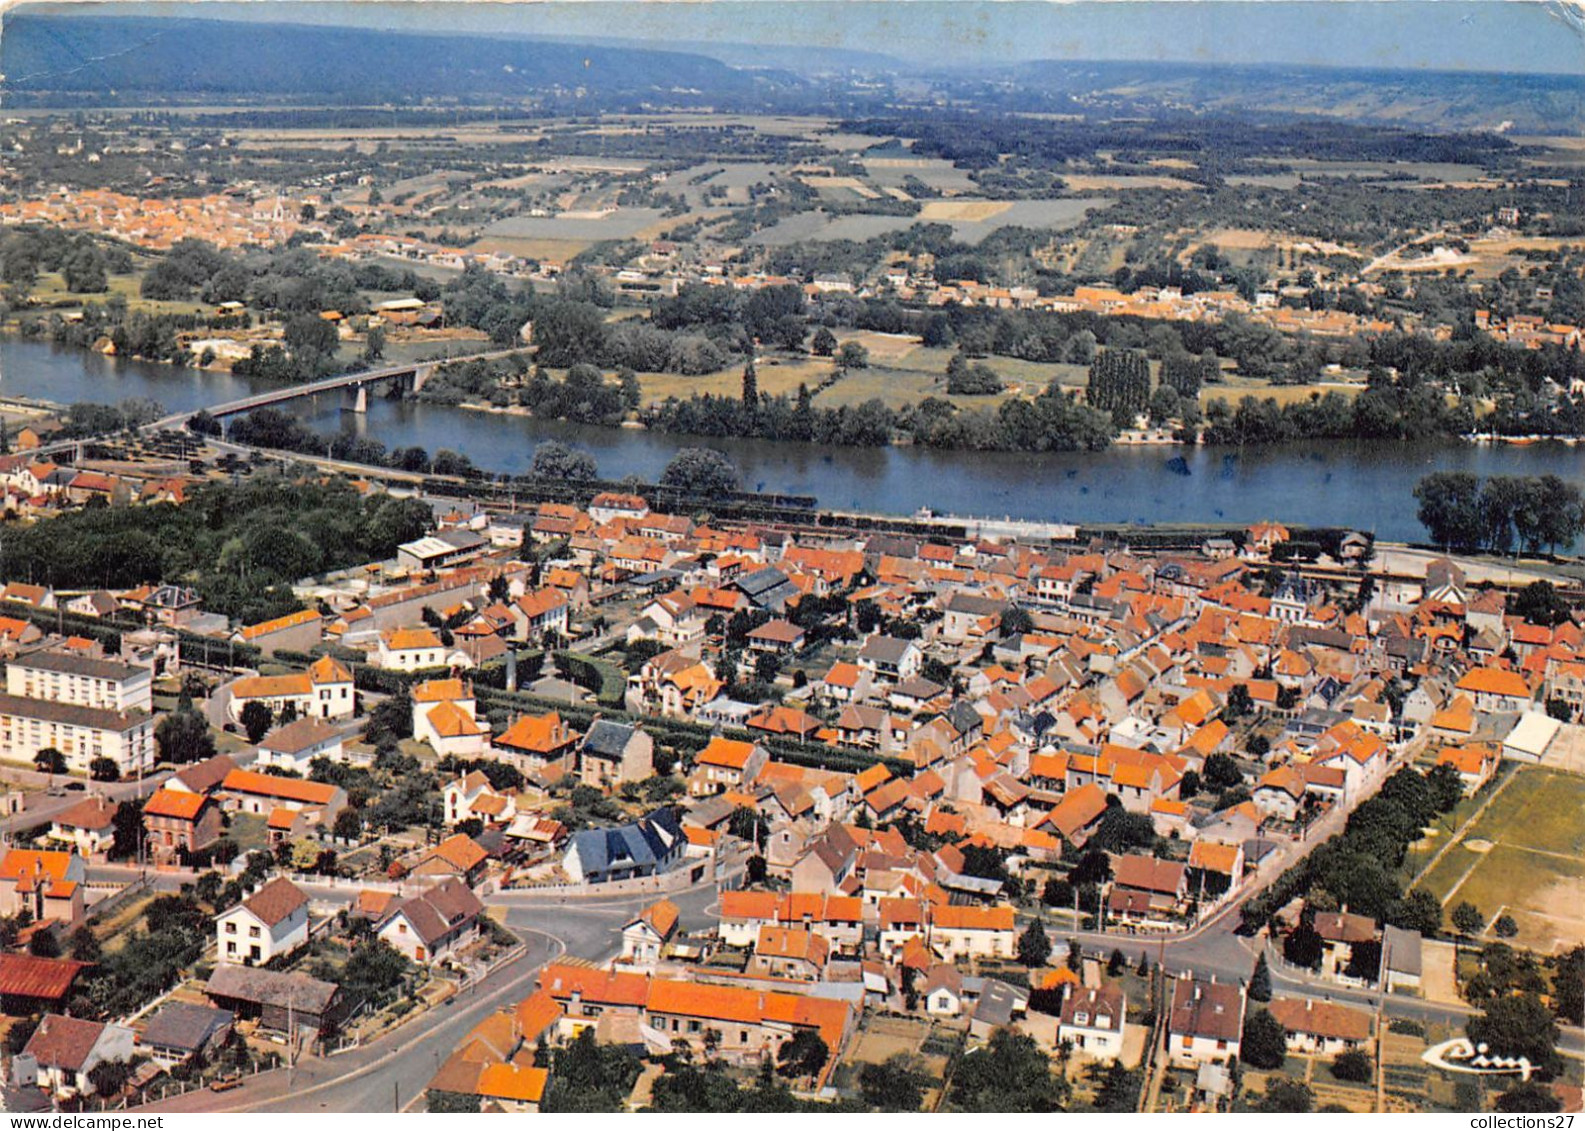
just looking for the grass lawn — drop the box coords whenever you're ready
[29,270,211,318]
[228,813,270,853]
[1416,767,1585,953]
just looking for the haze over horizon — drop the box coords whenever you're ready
[14,0,1585,76]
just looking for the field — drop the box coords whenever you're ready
[1413,766,1585,953]
[750,197,1109,247]
[814,334,1090,410]
[480,207,669,242]
[636,355,831,404]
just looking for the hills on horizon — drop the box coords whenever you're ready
[2,8,1580,134]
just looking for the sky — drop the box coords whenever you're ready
[17,0,1585,75]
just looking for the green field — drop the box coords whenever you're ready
[1415,767,1585,954]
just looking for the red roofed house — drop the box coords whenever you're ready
[689,737,768,797]
[218,769,346,827]
[142,788,225,860]
[45,794,118,859]
[216,877,310,966]
[0,849,85,925]
[621,899,680,968]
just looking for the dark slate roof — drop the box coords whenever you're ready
[945,701,982,737]
[581,719,637,759]
[568,807,682,876]
[140,1002,233,1053]
[735,568,799,609]
[736,567,790,597]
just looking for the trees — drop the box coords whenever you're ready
[741,359,759,408]
[836,341,870,370]
[283,313,340,372]
[1552,946,1584,1026]
[530,441,598,481]
[89,757,120,783]
[1330,1049,1373,1083]
[945,351,1004,395]
[159,705,219,765]
[1086,348,1151,424]
[775,1029,829,1080]
[811,327,837,357]
[87,1058,133,1098]
[949,1028,1069,1111]
[1257,1077,1313,1113]
[1494,1082,1564,1114]
[857,1055,928,1111]
[338,938,413,1010]
[1415,473,1585,555]
[1240,1008,1289,1069]
[660,448,739,496]
[1390,888,1444,937]
[1512,580,1574,627]
[1000,606,1034,637]
[541,1029,642,1112]
[111,800,145,861]
[1249,953,1272,1002]
[33,748,67,774]
[1468,993,1561,1075]
[362,324,386,363]
[240,700,274,744]
[1017,920,1052,967]
[1451,901,1485,940]
[1414,471,1482,551]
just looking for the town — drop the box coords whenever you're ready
[0,435,1575,1113]
[0,0,1582,1119]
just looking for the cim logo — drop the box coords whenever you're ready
[1422,1037,1534,1081]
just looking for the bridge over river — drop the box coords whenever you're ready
[145,348,518,431]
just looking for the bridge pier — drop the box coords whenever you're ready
[412,364,435,394]
[342,383,369,413]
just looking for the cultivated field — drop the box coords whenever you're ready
[1414,766,1585,953]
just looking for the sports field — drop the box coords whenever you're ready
[1415,767,1585,954]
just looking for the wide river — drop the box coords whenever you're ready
[4,337,1581,541]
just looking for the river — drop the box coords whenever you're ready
[3,336,1581,542]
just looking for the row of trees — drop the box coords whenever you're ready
[1414,471,1585,555]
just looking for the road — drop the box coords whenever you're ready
[0,765,170,835]
[138,874,727,1113]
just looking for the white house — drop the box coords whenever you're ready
[375,878,484,966]
[442,771,516,827]
[1267,997,1373,1056]
[1166,975,1245,1068]
[255,717,345,773]
[216,878,310,966]
[1058,985,1127,1060]
[0,695,155,778]
[21,1014,136,1096]
[376,627,446,671]
[620,899,679,969]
